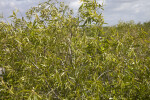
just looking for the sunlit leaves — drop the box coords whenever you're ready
[0,0,150,99]
[79,0,104,26]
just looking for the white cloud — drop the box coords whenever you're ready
[113,3,131,11]
[132,4,140,13]
[0,1,6,7]
[103,0,150,25]
[69,0,81,8]
[10,2,15,7]
[112,1,145,14]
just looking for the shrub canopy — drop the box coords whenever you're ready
[0,0,149,99]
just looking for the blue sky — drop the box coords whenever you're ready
[0,0,150,26]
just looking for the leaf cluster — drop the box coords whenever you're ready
[0,0,149,99]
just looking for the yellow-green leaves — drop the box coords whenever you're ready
[0,0,150,99]
[79,0,104,26]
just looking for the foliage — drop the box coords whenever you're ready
[0,0,150,99]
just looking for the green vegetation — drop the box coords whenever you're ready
[0,0,149,99]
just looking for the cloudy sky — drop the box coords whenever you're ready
[0,0,150,26]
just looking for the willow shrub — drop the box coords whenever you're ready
[0,0,150,99]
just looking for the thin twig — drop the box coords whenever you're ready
[97,70,112,80]
[31,62,39,69]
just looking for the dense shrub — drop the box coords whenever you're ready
[0,0,149,99]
